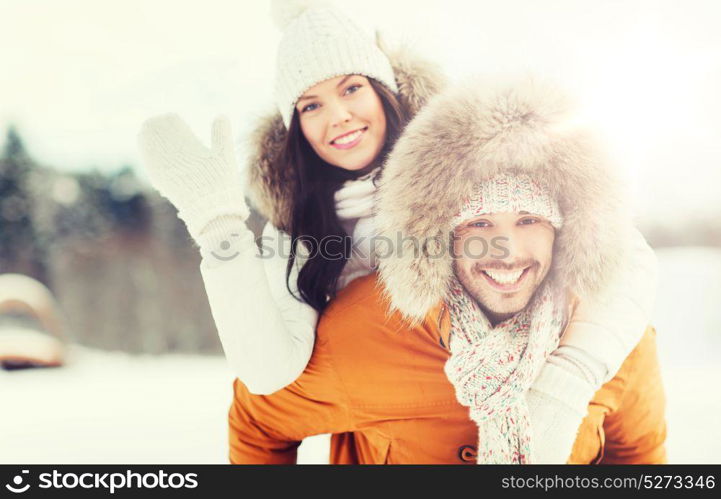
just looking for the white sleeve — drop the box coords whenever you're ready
[197,218,317,395]
[559,227,659,383]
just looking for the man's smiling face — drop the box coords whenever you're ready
[452,211,555,325]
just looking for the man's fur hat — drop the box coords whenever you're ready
[375,77,632,321]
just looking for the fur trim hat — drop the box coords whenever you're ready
[375,77,632,322]
[245,44,447,232]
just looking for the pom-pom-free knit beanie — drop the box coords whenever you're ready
[271,0,398,128]
[452,173,564,229]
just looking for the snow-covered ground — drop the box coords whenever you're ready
[650,247,721,464]
[2,247,720,464]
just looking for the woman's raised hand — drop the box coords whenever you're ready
[137,113,250,241]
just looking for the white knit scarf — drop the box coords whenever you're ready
[443,277,567,464]
[334,169,378,221]
[334,169,380,289]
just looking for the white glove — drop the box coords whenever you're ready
[137,113,250,243]
[139,114,317,395]
[526,352,598,463]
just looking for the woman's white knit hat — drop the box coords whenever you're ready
[271,0,399,128]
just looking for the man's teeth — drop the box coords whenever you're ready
[483,269,524,285]
[333,129,363,144]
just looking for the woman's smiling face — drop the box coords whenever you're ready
[295,74,387,171]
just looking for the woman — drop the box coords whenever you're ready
[138,1,657,463]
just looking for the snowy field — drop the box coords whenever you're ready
[2,247,720,464]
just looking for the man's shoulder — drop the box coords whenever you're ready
[313,274,453,410]
[328,273,387,312]
[593,325,662,413]
[319,273,393,333]
[316,273,446,346]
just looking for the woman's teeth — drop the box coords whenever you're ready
[333,129,364,145]
[483,269,524,285]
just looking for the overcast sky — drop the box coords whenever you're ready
[2,0,720,221]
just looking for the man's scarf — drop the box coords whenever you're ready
[443,277,567,464]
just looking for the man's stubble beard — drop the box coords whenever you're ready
[453,258,551,325]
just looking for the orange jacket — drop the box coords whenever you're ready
[228,273,667,464]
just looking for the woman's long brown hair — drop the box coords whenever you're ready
[283,78,408,312]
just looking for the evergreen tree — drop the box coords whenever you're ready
[0,126,48,283]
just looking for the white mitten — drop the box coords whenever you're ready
[526,353,598,463]
[137,113,250,243]
[138,114,318,395]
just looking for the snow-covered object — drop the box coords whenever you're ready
[0,273,66,368]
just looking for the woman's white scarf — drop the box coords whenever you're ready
[333,170,380,289]
[443,277,567,464]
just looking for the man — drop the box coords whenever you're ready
[228,79,666,464]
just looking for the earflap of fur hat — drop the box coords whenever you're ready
[375,76,633,323]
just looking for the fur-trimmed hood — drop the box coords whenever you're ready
[244,44,447,232]
[375,77,633,322]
